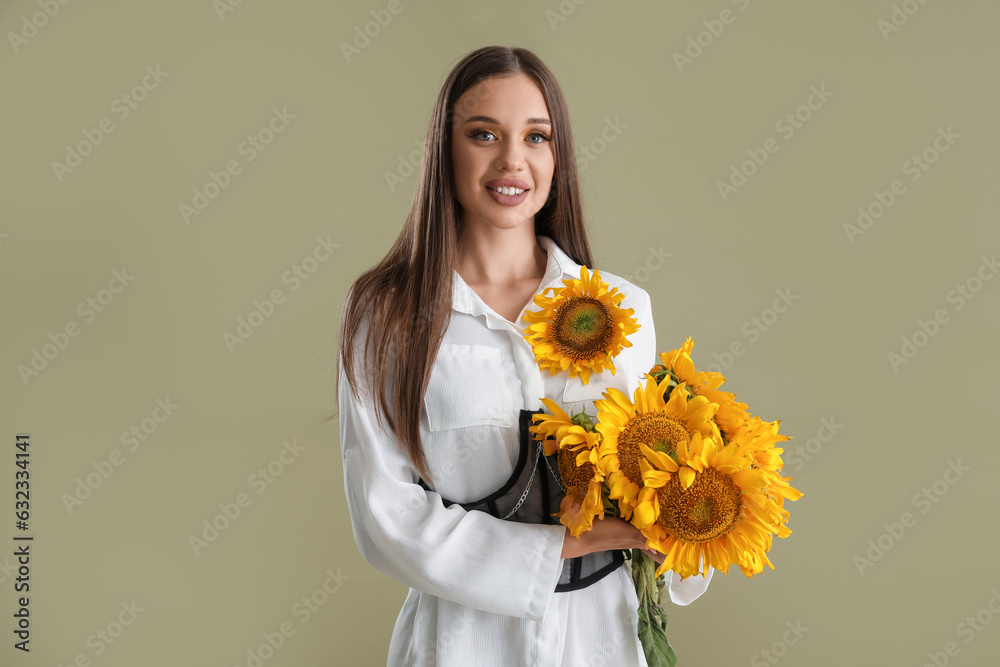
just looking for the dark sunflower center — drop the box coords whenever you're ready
[656,468,742,542]
[616,414,692,486]
[552,297,614,359]
[556,448,595,502]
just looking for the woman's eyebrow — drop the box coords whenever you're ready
[461,114,551,126]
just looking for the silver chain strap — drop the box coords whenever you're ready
[501,443,541,520]
[541,445,566,492]
[501,440,570,520]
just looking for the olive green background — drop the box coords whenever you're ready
[1,0,998,665]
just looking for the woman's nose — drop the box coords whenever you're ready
[495,139,526,171]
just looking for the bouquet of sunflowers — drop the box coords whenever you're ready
[522,267,802,667]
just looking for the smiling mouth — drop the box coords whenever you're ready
[487,185,528,196]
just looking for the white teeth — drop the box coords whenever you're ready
[491,186,525,195]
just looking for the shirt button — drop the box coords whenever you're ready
[343,448,353,460]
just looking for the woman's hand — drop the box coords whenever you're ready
[558,496,667,566]
[641,547,667,565]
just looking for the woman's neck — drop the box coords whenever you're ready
[454,225,547,289]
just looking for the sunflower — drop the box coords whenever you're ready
[654,337,750,440]
[523,266,640,385]
[634,429,797,580]
[530,398,605,536]
[530,398,599,456]
[594,375,721,521]
[553,446,606,537]
[727,416,803,507]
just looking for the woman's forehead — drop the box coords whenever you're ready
[452,74,550,125]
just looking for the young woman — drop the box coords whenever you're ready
[338,45,712,666]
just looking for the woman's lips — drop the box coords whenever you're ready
[485,185,530,206]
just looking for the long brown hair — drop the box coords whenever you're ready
[337,46,593,485]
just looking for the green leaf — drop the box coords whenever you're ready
[571,410,597,432]
[637,618,677,667]
[632,549,678,667]
[601,484,622,518]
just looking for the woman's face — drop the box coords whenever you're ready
[450,73,555,236]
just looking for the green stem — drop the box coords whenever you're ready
[632,550,677,667]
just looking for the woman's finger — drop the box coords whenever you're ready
[643,548,667,565]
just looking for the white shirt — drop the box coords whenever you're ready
[339,235,713,666]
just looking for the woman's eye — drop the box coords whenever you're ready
[471,129,497,141]
[468,129,551,144]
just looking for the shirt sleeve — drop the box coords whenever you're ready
[627,286,658,376]
[665,566,714,605]
[629,285,716,606]
[337,339,567,623]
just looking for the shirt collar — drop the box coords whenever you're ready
[451,235,582,319]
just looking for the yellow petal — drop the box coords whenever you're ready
[679,466,696,490]
[639,442,679,472]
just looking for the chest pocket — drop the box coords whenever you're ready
[424,343,517,431]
